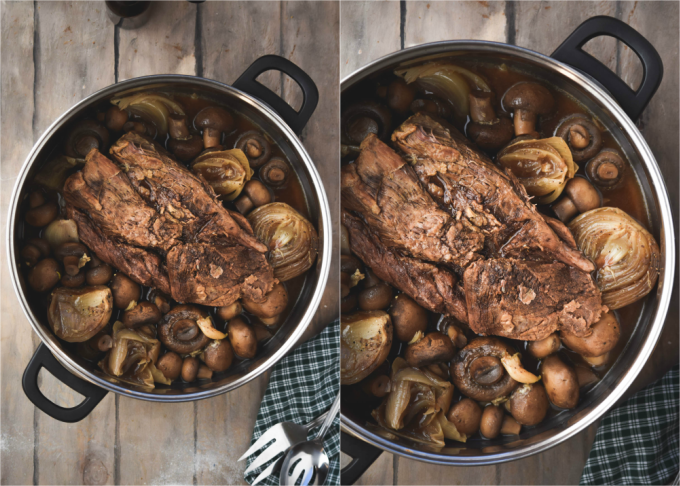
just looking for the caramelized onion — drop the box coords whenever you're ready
[497,137,577,204]
[48,286,113,342]
[110,92,185,138]
[341,310,392,385]
[191,149,253,200]
[247,202,318,281]
[395,62,490,120]
[569,207,660,309]
[100,321,163,388]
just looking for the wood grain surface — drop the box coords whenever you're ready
[0,1,338,484]
[340,1,678,485]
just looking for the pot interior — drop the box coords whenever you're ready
[11,78,329,399]
[341,46,672,462]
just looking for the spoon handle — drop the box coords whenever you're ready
[314,394,341,441]
[305,411,329,432]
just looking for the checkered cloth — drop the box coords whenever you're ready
[245,322,340,485]
[581,364,679,485]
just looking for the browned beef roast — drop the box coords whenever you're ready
[341,114,604,340]
[463,259,607,340]
[392,114,595,273]
[342,210,468,322]
[63,136,276,306]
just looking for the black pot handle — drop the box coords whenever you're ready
[232,55,319,136]
[22,343,108,423]
[551,16,663,122]
[341,431,383,485]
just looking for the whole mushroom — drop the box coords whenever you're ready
[64,120,110,159]
[586,149,625,188]
[404,332,455,368]
[446,398,482,436]
[552,177,602,223]
[507,383,549,426]
[451,337,518,402]
[555,113,603,162]
[235,131,272,168]
[466,91,514,151]
[167,113,203,162]
[561,311,620,358]
[158,305,212,354]
[480,405,505,439]
[194,107,234,148]
[389,294,428,342]
[541,355,579,409]
[502,82,555,136]
[201,339,234,372]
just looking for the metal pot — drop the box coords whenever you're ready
[8,55,332,422]
[340,17,675,478]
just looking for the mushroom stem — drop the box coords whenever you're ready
[596,162,619,182]
[203,128,221,148]
[513,108,537,135]
[569,124,590,149]
[469,91,496,124]
[97,335,113,352]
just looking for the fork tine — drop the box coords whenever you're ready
[244,442,285,476]
[251,458,280,486]
[238,425,282,462]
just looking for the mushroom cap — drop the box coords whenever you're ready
[507,383,549,426]
[503,82,555,115]
[194,106,234,132]
[586,148,625,187]
[451,337,518,401]
[563,177,601,213]
[467,117,514,151]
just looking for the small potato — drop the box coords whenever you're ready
[541,355,579,409]
[561,311,620,358]
[389,294,428,342]
[243,283,288,318]
[526,333,560,359]
[28,258,61,292]
[404,332,455,368]
[447,398,482,436]
[110,274,141,310]
[507,383,549,426]
[227,317,257,359]
[358,282,393,311]
[480,405,505,439]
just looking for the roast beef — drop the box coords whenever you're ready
[342,210,468,322]
[392,114,595,273]
[463,259,606,340]
[63,136,275,307]
[341,114,605,340]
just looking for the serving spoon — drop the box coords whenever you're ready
[279,394,340,486]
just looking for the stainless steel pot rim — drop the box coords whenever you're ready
[341,40,675,464]
[7,74,332,402]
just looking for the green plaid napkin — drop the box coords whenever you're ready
[581,364,679,485]
[245,322,340,485]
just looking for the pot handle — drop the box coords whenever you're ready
[551,15,663,122]
[22,343,108,423]
[340,431,383,485]
[233,55,319,136]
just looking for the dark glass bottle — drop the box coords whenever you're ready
[105,1,150,18]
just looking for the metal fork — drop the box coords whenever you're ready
[239,411,329,485]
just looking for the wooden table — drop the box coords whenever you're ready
[1,2,338,484]
[340,1,678,484]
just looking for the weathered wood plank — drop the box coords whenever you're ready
[405,1,507,46]
[117,1,196,80]
[195,374,270,484]
[115,2,197,484]
[281,0,340,340]
[26,2,117,484]
[340,0,401,79]
[0,2,37,484]
[514,1,619,62]
[200,0,282,94]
